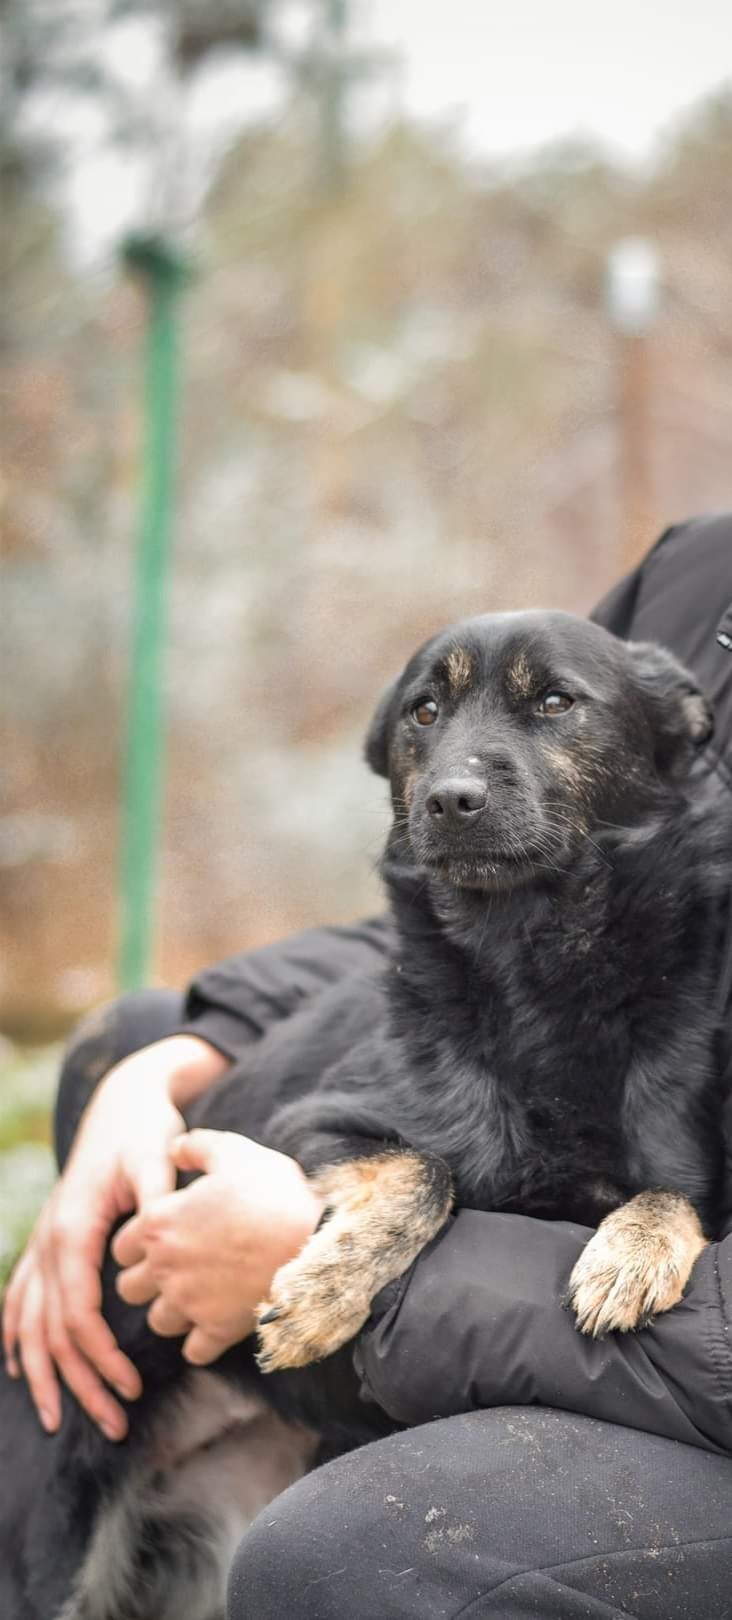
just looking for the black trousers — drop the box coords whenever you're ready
[58,995,732,1620]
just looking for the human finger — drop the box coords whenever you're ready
[54,1244,141,1401]
[46,1274,128,1440]
[182,1325,232,1366]
[170,1129,223,1174]
[147,1296,191,1337]
[17,1270,61,1432]
[116,1259,160,1307]
[111,1211,147,1269]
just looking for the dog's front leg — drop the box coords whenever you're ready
[255,1150,453,1371]
[568,1190,707,1337]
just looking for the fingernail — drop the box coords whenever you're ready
[5,1358,19,1379]
[101,1419,124,1442]
[40,1408,57,1433]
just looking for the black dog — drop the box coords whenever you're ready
[2,609,729,1620]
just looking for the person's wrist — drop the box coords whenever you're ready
[73,1052,184,1159]
[88,1057,168,1123]
[162,1036,231,1107]
[91,1036,229,1114]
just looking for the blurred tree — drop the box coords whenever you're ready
[4,20,732,1035]
[0,0,390,243]
[0,0,70,352]
[0,0,266,240]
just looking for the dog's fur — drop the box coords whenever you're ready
[2,609,730,1620]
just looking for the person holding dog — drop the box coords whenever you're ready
[4,512,732,1619]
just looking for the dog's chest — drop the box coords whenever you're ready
[399,930,649,1219]
[431,1006,632,1219]
[393,861,719,1221]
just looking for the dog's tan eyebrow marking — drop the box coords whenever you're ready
[445,647,473,694]
[505,651,534,698]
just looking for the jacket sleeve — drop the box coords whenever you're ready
[354,1211,732,1456]
[588,524,675,637]
[177,916,391,1059]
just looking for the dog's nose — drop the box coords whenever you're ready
[427,776,488,825]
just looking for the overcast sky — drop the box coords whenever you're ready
[63,0,732,264]
[375,0,731,160]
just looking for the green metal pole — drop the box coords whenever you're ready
[118,234,187,990]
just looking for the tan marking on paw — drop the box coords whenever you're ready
[256,1152,453,1372]
[569,1191,706,1337]
[445,648,473,695]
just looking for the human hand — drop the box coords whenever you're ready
[113,1129,324,1366]
[2,1035,228,1439]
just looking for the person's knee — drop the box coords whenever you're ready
[227,1460,366,1620]
[227,1435,438,1620]
[61,989,182,1078]
[228,1499,303,1620]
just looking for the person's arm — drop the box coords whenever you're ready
[354,1211,732,1457]
[177,918,391,1060]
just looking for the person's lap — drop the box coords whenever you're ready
[56,999,732,1620]
[230,1407,732,1619]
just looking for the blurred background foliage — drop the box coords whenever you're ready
[3,0,732,1264]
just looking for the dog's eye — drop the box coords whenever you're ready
[538,691,574,716]
[412,699,439,726]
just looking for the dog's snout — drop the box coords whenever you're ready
[427,776,488,825]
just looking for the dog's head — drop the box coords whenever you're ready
[366,610,713,893]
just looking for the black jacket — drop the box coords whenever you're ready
[180,512,732,1458]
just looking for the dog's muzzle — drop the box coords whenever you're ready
[425,774,488,829]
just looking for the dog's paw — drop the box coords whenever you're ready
[569,1193,706,1338]
[255,1252,370,1372]
[255,1151,453,1372]
[568,1231,680,1336]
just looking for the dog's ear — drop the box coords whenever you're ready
[365,680,398,778]
[626,640,714,772]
